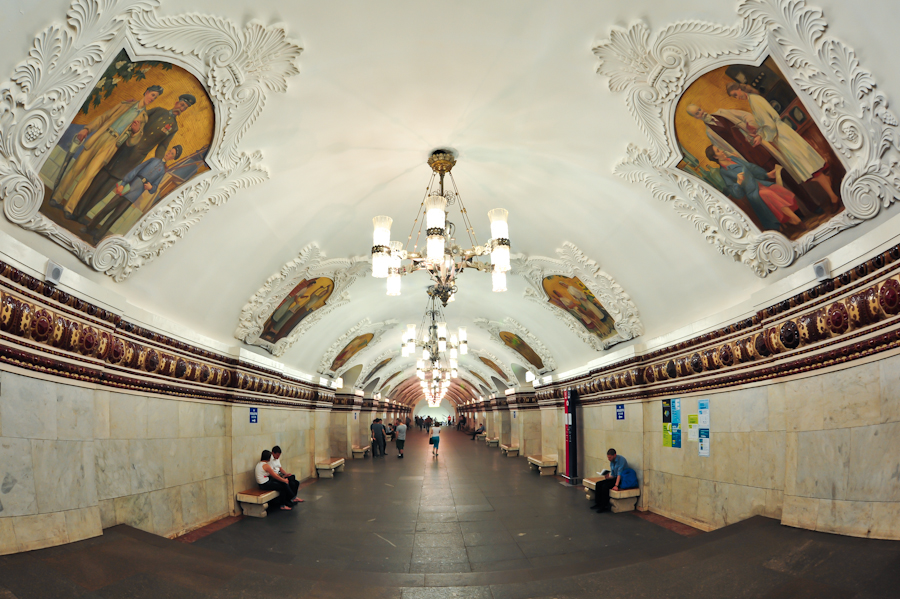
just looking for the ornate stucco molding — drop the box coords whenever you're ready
[355,349,398,387]
[234,244,368,356]
[0,0,301,280]
[510,242,642,351]
[473,317,556,375]
[375,362,412,392]
[593,0,899,276]
[470,348,520,387]
[318,318,398,377]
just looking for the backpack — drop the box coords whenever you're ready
[620,467,638,489]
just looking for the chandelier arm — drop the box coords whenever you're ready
[406,171,436,255]
[448,172,479,247]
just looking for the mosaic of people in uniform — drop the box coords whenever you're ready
[38,49,214,246]
[675,57,847,240]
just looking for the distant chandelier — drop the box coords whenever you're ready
[371,149,511,305]
[403,296,467,406]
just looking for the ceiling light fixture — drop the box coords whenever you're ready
[371,149,511,305]
[404,296,467,406]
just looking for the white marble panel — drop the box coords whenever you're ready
[108,393,147,440]
[0,371,56,440]
[12,512,67,551]
[206,475,228,518]
[31,440,97,512]
[731,387,768,432]
[181,480,208,528]
[709,392,733,433]
[56,385,93,441]
[178,402,204,438]
[784,376,824,432]
[871,502,900,540]
[94,439,132,500]
[880,353,900,424]
[670,474,699,521]
[163,438,193,489]
[795,429,851,500]
[644,401,661,432]
[765,489,784,519]
[93,390,110,440]
[0,436,37,516]
[712,432,750,486]
[204,404,227,438]
[191,436,224,480]
[98,498,116,529]
[114,493,153,533]
[149,486,184,537]
[747,431,785,490]
[848,422,900,502]
[823,361,881,429]
[65,506,102,543]
[0,517,17,555]
[147,397,179,439]
[816,499,874,537]
[782,495,819,530]
[767,385,786,432]
[128,439,166,494]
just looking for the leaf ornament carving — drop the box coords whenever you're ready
[0,0,301,280]
[593,0,900,276]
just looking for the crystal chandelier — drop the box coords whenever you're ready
[371,149,511,305]
[402,296,467,406]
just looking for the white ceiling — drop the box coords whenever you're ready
[2,0,900,401]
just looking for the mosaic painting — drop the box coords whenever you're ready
[479,357,509,382]
[675,57,846,240]
[38,49,214,246]
[330,333,374,373]
[259,277,335,344]
[542,275,616,341]
[362,358,392,383]
[499,331,544,370]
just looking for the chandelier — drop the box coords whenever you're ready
[371,149,511,305]
[403,296,467,406]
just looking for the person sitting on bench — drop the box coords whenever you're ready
[594,448,627,512]
[471,422,485,440]
[256,450,299,510]
[270,445,303,503]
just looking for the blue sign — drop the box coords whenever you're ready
[250,407,258,424]
[616,404,625,420]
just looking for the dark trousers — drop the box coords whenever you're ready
[594,478,618,510]
[259,479,293,507]
[87,194,132,241]
[471,430,482,439]
[74,169,118,221]
[285,474,299,497]
[373,435,385,456]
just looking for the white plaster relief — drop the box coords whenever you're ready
[0,0,301,280]
[234,243,368,356]
[318,318,398,377]
[473,317,557,375]
[593,0,900,276]
[470,348,520,387]
[355,349,399,387]
[510,242,642,352]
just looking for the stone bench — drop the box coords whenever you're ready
[316,457,345,478]
[486,437,499,447]
[475,432,486,441]
[351,445,370,459]
[582,477,641,513]
[526,454,557,476]
[236,489,280,518]
[500,444,519,457]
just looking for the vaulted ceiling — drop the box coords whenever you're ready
[2,0,898,408]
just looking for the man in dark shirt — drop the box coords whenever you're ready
[594,448,628,512]
[371,418,386,458]
[72,94,197,223]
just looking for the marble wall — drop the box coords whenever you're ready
[0,368,317,555]
[540,407,559,459]
[519,410,542,457]
[641,352,900,538]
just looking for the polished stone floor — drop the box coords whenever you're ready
[2,428,899,598]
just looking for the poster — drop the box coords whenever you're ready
[671,398,682,448]
[699,399,710,427]
[699,428,710,457]
[662,399,672,447]
[687,414,699,441]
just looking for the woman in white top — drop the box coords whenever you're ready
[256,450,297,510]
[429,424,441,457]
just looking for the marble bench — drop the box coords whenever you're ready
[351,445,370,459]
[236,489,280,518]
[500,444,519,457]
[475,433,487,441]
[526,454,558,476]
[486,437,499,447]
[582,477,641,512]
[316,457,345,478]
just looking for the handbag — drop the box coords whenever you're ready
[428,437,434,445]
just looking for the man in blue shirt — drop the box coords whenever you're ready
[594,448,627,512]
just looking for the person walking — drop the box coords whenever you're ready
[429,423,441,457]
[395,419,407,458]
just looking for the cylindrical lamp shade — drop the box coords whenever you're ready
[492,270,507,292]
[426,236,445,263]
[458,327,467,342]
[437,322,447,337]
[460,341,468,355]
[488,208,509,239]
[438,339,447,352]
[425,194,447,262]
[386,273,401,296]
[371,216,393,279]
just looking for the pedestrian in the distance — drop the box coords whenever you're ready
[429,423,441,457]
[395,419,407,458]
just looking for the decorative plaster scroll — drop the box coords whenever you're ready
[510,242,642,351]
[355,349,398,387]
[593,0,900,276]
[376,362,411,391]
[470,348,519,387]
[463,365,501,394]
[234,244,368,356]
[473,317,556,375]
[318,318,398,377]
[0,0,301,280]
